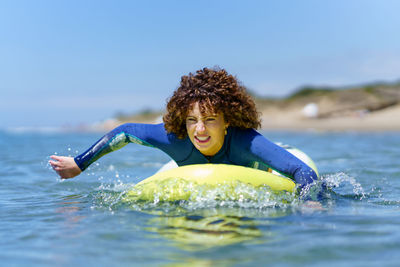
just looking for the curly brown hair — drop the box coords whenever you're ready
[163,67,261,139]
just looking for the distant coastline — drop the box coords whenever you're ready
[72,80,400,133]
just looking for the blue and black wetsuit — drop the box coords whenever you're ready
[74,123,318,186]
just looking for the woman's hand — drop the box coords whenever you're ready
[49,155,82,179]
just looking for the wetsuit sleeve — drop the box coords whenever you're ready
[74,123,170,171]
[234,129,318,186]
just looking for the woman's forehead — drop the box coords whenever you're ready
[188,101,219,116]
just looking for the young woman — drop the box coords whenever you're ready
[50,67,318,187]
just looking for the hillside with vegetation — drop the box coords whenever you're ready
[259,81,400,118]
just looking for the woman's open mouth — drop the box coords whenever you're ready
[195,136,211,143]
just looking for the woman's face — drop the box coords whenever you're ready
[186,102,229,156]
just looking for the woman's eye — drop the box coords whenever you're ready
[206,117,216,121]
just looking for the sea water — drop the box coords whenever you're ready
[1,129,400,266]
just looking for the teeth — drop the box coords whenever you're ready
[196,136,209,141]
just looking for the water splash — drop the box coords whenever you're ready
[90,181,133,212]
[121,178,297,211]
[321,172,366,200]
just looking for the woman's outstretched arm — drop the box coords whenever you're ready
[49,123,172,179]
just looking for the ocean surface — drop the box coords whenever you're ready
[1,129,400,266]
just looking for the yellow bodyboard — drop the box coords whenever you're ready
[125,164,296,202]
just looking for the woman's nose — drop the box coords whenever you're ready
[195,121,206,132]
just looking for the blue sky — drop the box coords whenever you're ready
[1,0,400,127]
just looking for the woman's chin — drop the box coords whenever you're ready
[195,144,213,156]
[196,145,210,153]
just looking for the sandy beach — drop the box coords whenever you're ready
[259,103,400,132]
